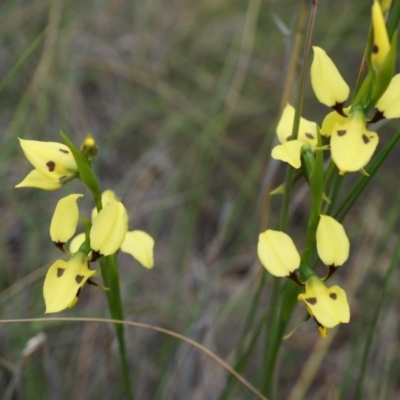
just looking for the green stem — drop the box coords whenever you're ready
[325,163,343,215]
[261,2,318,396]
[62,133,133,398]
[99,254,134,400]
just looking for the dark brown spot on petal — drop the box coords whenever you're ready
[75,275,84,284]
[46,161,56,172]
[305,297,317,305]
[305,133,315,140]
[332,102,347,117]
[362,134,370,144]
[54,241,65,252]
[57,268,65,277]
[329,293,337,300]
[59,148,69,154]
[372,44,378,54]
[368,109,385,124]
[90,250,102,262]
[337,130,346,137]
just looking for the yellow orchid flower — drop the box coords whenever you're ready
[258,216,348,277]
[43,251,96,313]
[320,108,350,137]
[15,139,78,190]
[310,48,379,174]
[330,111,379,175]
[271,104,318,169]
[71,190,155,269]
[298,275,350,337]
[310,3,394,175]
[258,217,350,336]
[50,194,83,246]
[371,0,390,71]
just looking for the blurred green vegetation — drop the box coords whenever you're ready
[1,0,400,399]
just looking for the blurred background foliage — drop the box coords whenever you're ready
[1,0,400,399]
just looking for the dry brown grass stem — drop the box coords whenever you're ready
[0,316,269,400]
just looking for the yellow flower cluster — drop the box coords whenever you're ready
[272,1,400,175]
[260,1,398,337]
[258,216,350,337]
[15,139,154,314]
[45,191,154,313]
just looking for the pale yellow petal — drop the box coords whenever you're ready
[298,276,350,328]
[276,104,296,144]
[121,230,155,269]
[90,201,128,256]
[320,110,348,137]
[43,252,95,313]
[276,104,317,147]
[91,189,119,220]
[69,233,86,253]
[317,215,350,266]
[18,138,77,179]
[271,141,304,169]
[376,74,400,118]
[331,116,379,174]
[257,230,300,277]
[371,0,390,71]
[298,118,318,148]
[15,169,62,191]
[311,47,350,107]
[50,194,83,244]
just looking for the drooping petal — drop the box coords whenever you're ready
[276,104,318,147]
[371,0,390,71]
[320,110,348,137]
[376,74,400,118]
[121,230,155,269]
[258,230,300,277]
[276,104,296,144]
[297,276,350,329]
[43,252,95,313]
[15,169,63,190]
[298,117,318,147]
[311,47,350,107]
[69,233,86,253]
[316,215,350,267]
[271,141,305,169]
[90,201,128,256]
[330,113,379,174]
[18,139,77,180]
[50,194,83,244]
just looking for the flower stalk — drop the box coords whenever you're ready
[15,132,155,400]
